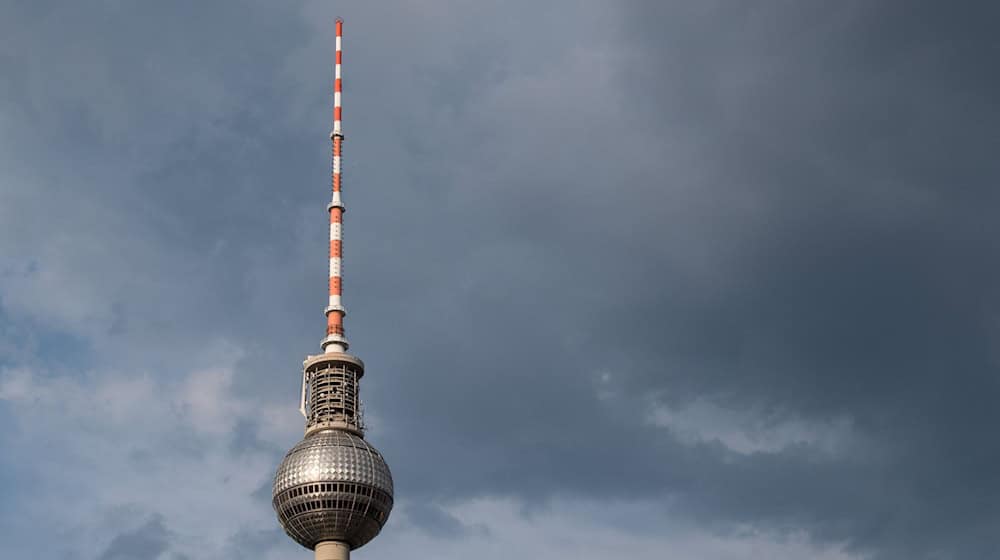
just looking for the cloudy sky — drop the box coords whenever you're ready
[2,1,999,559]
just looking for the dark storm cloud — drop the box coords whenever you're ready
[596,3,1000,557]
[2,1,1000,559]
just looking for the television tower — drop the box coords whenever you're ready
[272,19,394,560]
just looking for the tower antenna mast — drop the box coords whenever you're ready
[324,16,347,354]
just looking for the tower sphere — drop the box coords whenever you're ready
[273,430,394,550]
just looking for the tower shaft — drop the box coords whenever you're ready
[315,541,350,560]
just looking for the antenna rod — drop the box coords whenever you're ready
[323,17,347,353]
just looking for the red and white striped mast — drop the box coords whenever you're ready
[323,17,348,354]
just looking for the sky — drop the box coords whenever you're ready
[1,1,999,559]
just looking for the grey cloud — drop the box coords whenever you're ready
[404,502,490,540]
[229,418,282,457]
[220,526,286,557]
[97,515,171,560]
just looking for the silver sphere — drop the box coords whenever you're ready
[272,430,394,550]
